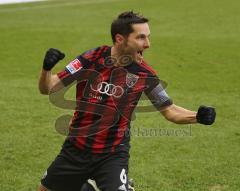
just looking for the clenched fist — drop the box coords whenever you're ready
[43,48,65,71]
[196,105,216,125]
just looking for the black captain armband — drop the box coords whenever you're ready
[146,83,173,109]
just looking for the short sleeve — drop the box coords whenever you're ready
[57,47,102,86]
[57,56,84,86]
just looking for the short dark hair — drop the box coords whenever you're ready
[111,11,149,43]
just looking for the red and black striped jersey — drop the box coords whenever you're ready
[56,45,172,154]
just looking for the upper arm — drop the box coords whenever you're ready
[55,46,104,88]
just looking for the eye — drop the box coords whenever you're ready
[137,35,146,40]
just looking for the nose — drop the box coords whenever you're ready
[144,38,150,49]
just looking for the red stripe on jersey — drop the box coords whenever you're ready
[110,71,148,152]
[57,70,70,80]
[139,60,158,76]
[89,67,123,153]
[73,67,114,153]
[90,108,118,153]
[74,103,97,148]
[83,46,108,63]
[70,66,101,149]
[110,118,129,152]
[57,46,160,154]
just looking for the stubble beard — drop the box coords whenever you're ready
[117,41,138,66]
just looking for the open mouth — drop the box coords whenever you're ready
[137,50,143,57]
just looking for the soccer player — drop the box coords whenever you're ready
[38,11,216,191]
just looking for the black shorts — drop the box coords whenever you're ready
[41,139,130,191]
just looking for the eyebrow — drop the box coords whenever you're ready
[137,33,151,37]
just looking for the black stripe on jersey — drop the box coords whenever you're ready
[124,61,156,77]
[85,73,119,153]
[83,71,112,150]
[81,46,109,63]
[77,46,110,72]
[83,104,106,152]
[102,98,131,153]
[70,69,100,140]
[125,62,160,93]
[71,46,112,152]
[101,69,143,153]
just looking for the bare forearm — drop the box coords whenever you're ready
[171,105,197,124]
[38,69,63,95]
[39,69,52,94]
[161,104,197,124]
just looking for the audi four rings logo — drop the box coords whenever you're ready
[90,82,124,98]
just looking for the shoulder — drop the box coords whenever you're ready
[79,45,110,62]
[136,59,158,76]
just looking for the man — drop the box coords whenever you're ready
[38,11,216,191]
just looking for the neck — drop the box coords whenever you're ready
[111,46,120,66]
[111,45,132,67]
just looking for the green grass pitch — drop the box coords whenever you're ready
[0,0,240,190]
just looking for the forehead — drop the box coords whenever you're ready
[131,23,150,36]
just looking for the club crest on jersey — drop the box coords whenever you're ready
[126,73,139,88]
[66,59,82,74]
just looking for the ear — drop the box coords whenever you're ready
[115,34,124,44]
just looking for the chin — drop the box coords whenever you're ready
[136,57,143,63]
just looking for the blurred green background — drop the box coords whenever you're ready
[0,0,239,190]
